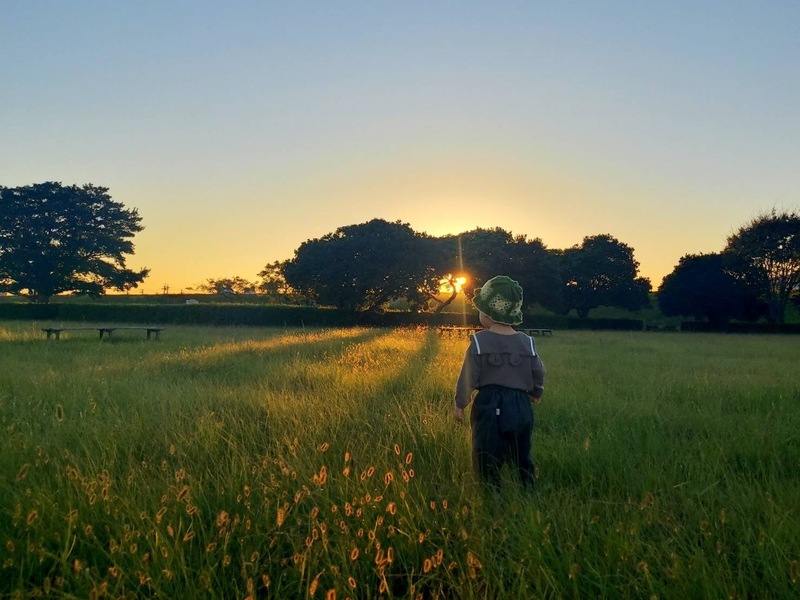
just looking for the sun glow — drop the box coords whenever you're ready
[439,275,468,294]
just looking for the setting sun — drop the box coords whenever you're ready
[439,275,468,294]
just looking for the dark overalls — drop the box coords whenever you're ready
[471,384,535,486]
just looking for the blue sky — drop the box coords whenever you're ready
[2,1,798,292]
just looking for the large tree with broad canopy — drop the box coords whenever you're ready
[724,209,800,323]
[0,182,149,303]
[282,219,441,312]
[557,234,651,318]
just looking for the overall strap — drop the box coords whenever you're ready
[471,331,483,354]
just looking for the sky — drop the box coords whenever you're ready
[2,1,799,294]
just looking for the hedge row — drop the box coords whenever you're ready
[681,321,800,334]
[0,302,645,331]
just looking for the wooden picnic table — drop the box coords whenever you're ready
[436,326,553,336]
[41,326,164,340]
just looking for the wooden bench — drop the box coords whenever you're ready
[42,327,164,340]
[436,326,553,336]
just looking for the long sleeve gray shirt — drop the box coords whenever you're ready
[454,331,546,409]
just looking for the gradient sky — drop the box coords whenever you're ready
[2,1,799,293]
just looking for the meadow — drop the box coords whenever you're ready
[1,321,799,599]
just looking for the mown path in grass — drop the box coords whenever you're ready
[1,322,799,598]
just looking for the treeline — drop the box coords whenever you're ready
[2,183,799,324]
[248,210,800,325]
[256,220,652,319]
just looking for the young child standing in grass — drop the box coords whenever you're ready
[453,275,545,487]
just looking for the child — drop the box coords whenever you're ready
[453,275,545,486]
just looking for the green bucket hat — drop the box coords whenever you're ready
[471,275,524,326]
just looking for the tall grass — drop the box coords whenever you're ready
[1,322,798,598]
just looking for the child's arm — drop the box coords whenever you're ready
[453,344,480,421]
[530,353,545,403]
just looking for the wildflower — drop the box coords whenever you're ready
[387,502,397,515]
[262,574,271,588]
[430,501,436,510]
[177,486,190,502]
[156,507,167,523]
[423,558,432,573]
[277,506,287,527]
[26,511,38,525]
[206,542,217,553]
[108,566,120,578]
[55,405,64,421]
[351,548,360,560]
[84,525,93,536]
[186,505,198,516]
[405,452,413,464]
[442,500,448,510]
[167,525,175,537]
[16,464,30,481]
[318,443,330,452]
[367,466,375,477]
[309,574,320,596]
[310,507,320,520]
[393,444,401,455]
[348,577,357,588]
[384,472,394,485]
[169,444,177,455]
[222,554,231,567]
[183,531,195,542]
[344,451,351,462]
[326,589,336,600]
[343,466,351,477]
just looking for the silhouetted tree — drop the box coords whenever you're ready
[724,209,800,323]
[0,182,148,303]
[558,234,651,318]
[436,228,562,312]
[257,260,297,299]
[283,219,439,312]
[658,253,765,325]
[198,276,256,294]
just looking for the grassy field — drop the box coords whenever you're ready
[1,322,799,599]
